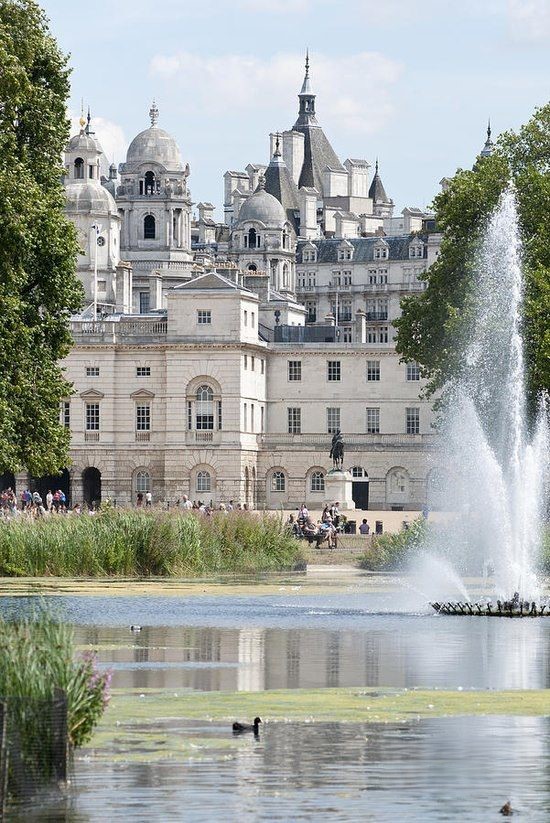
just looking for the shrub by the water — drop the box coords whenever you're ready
[359,518,429,571]
[0,509,303,577]
[0,610,110,795]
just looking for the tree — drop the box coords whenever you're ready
[0,0,83,476]
[395,104,550,412]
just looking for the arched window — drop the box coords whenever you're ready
[351,466,367,478]
[310,471,325,492]
[196,470,211,492]
[135,470,151,494]
[248,228,257,249]
[271,471,286,492]
[74,158,84,179]
[196,385,214,430]
[144,170,156,195]
[144,215,156,239]
[248,264,257,272]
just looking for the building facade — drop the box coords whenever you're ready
[14,56,464,512]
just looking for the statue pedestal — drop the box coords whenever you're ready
[325,470,355,510]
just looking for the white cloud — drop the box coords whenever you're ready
[507,0,550,43]
[69,113,128,166]
[150,51,402,136]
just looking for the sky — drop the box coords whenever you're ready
[41,0,550,216]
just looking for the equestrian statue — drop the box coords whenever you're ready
[329,430,345,471]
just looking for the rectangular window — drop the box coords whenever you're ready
[244,355,248,370]
[251,403,255,432]
[327,360,341,382]
[86,366,99,377]
[366,407,380,434]
[217,400,222,431]
[197,310,211,324]
[85,402,100,431]
[187,401,192,431]
[342,327,352,343]
[251,311,255,327]
[406,407,420,434]
[261,359,265,375]
[367,360,380,381]
[366,327,376,344]
[332,271,341,286]
[136,366,151,377]
[288,407,301,434]
[251,356,255,371]
[379,326,389,343]
[136,403,151,431]
[406,362,421,381]
[343,271,352,285]
[260,406,264,432]
[244,402,247,431]
[139,292,150,314]
[288,360,302,381]
[62,401,70,429]
[244,310,248,326]
[307,272,316,288]
[306,301,316,323]
[327,407,340,434]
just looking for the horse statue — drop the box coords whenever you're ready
[329,430,345,471]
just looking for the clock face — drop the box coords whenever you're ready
[97,236,106,246]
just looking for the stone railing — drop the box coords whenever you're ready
[71,318,168,344]
[257,433,437,449]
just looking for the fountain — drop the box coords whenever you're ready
[427,188,549,616]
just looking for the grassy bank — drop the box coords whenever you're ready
[0,509,304,577]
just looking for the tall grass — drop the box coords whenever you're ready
[0,611,110,794]
[0,510,303,577]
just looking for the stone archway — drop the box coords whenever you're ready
[31,469,71,506]
[82,467,101,509]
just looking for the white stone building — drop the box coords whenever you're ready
[9,57,458,513]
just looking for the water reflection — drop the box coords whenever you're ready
[73,615,550,692]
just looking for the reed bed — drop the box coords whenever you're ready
[0,509,303,577]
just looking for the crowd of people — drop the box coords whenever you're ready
[287,503,372,549]
[0,486,86,520]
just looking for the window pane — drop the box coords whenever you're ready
[288,407,301,434]
[271,471,286,492]
[197,310,211,324]
[406,407,420,434]
[327,360,341,381]
[86,403,100,430]
[366,407,380,434]
[288,360,302,381]
[196,471,211,492]
[136,404,151,431]
[310,471,325,492]
[406,362,421,381]
[136,366,151,377]
[366,360,380,381]
[327,407,340,434]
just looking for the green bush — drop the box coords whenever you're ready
[0,610,110,796]
[0,509,303,578]
[359,518,429,571]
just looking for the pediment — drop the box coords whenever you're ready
[131,389,155,399]
[80,388,104,399]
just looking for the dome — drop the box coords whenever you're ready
[237,187,286,227]
[125,125,183,172]
[65,180,118,216]
[67,132,102,155]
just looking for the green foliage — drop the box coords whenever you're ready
[395,103,550,406]
[359,518,428,571]
[0,609,110,795]
[0,0,83,475]
[0,510,304,577]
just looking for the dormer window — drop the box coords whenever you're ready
[374,244,389,260]
[409,243,424,259]
[74,158,84,179]
[338,248,353,261]
[302,246,317,263]
[246,227,260,249]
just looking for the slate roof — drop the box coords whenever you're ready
[264,153,301,231]
[296,235,428,263]
[295,124,346,190]
[368,169,390,204]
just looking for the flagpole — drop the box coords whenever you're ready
[92,224,98,320]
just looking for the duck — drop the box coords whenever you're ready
[232,717,262,734]
[130,625,142,632]
[499,801,513,816]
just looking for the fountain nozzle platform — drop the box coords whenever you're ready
[431,596,548,618]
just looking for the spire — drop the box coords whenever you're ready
[369,158,389,204]
[299,49,313,96]
[480,118,494,158]
[79,99,86,133]
[274,132,281,158]
[149,99,159,127]
[85,106,95,136]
